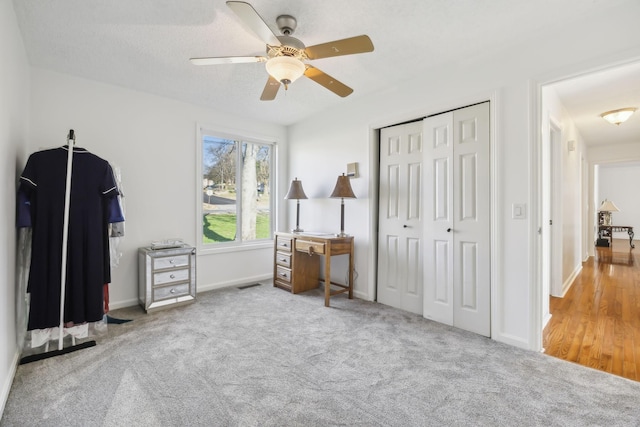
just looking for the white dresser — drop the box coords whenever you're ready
[138,245,196,312]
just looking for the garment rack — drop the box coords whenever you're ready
[20,129,96,364]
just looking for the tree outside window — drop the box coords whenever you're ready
[202,135,272,244]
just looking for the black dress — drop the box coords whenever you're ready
[19,146,118,330]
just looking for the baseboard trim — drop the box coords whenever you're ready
[107,275,275,310]
[560,264,583,297]
[493,331,531,350]
[0,350,20,418]
[198,274,273,293]
[109,298,139,310]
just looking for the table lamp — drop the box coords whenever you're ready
[598,199,620,226]
[330,173,356,237]
[284,178,307,232]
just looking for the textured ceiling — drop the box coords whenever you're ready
[548,61,640,148]
[11,0,640,147]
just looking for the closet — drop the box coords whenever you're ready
[376,102,491,337]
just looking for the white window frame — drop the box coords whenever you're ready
[196,124,277,254]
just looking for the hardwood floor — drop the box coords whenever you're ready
[543,238,640,381]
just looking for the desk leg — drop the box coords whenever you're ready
[629,229,635,249]
[325,245,332,307]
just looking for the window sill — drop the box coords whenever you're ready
[197,240,273,256]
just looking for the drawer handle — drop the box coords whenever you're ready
[170,274,175,279]
[170,288,176,294]
[279,272,288,278]
[280,258,287,262]
[307,246,315,256]
[169,259,175,264]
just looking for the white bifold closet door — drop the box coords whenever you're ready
[423,102,490,337]
[377,121,424,315]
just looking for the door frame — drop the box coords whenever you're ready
[547,117,563,298]
[367,92,499,338]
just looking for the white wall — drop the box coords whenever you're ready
[289,3,640,349]
[541,87,586,296]
[28,68,288,307]
[0,0,30,414]
[598,163,640,238]
[588,142,640,255]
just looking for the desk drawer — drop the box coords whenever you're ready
[295,239,325,255]
[276,236,293,253]
[275,252,291,268]
[275,266,292,284]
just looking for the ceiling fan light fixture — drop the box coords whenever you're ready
[600,107,637,125]
[265,56,305,89]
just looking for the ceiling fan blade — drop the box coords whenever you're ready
[190,56,266,65]
[226,1,281,46]
[304,35,374,60]
[304,66,353,97]
[260,76,280,101]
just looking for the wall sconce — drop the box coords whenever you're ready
[330,173,356,237]
[284,178,307,232]
[598,199,620,226]
[600,107,636,125]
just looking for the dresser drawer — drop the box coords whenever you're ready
[275,266,292,283]
[295,239,325,255]
[154,255,190,270]
[275,252,291,268]
[154,268,189,286]
[154,283,190,300]
[276,236,293,252]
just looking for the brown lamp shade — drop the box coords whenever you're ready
[284,178,308,200]
[330,174,356,199]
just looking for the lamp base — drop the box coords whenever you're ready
[335,232,349,237]
[291,228,304,233]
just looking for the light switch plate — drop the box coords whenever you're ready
[512,203,526,219]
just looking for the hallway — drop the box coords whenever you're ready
[543,238,640,381]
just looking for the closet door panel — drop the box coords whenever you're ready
[378,122,424,314]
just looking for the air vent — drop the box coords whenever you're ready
[237,283,262,290]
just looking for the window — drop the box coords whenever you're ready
[200,130,273,247]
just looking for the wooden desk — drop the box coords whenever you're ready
[274,232,354,307]
[598,225,635,248]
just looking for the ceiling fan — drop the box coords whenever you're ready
[190,1,374,100]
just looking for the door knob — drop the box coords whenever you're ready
[403,225,409,228]
[447,228,452,232]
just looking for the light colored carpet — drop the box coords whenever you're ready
[2,282,640,426]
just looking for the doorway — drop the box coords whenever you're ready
[536,60,640,354]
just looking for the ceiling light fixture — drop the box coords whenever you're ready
[265,56,305,90]
[600,107,637,125]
